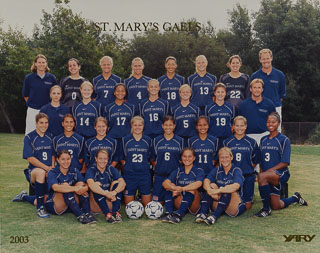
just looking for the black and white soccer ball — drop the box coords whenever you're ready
[125,200,144,219]
[145,201,163,220]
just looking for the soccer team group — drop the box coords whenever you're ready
[13,49,308,225]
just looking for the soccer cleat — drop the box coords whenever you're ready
[106,212,117,223]
[294,192,308,206]
[37,206,50,218]
[195,213,207,223]
[85,213,97,224]
[78,214,93,224]
[169,213,182,224]
[204,215,216,225]
[113,212,123,223]
[12,190,27,202]
[161,213,172,223]
[254,208,271,218]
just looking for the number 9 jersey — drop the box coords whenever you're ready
[23,130,54,170]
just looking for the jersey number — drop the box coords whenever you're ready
[183,120,189,128]
[72,92,77,100]
[164,152,170,161]
[200,87,209,95]
[104,90,109,98]
[166,92,176,100]
[68,149,74,158]
[198,154,208,163]
[116,117,126,126]
[216,118,226,126]
[42,152,48,161]
[132,154,143,163]
[80,117,90,126]
[137,91,142,100]
[230,90,240,99]
[149,113,159,122]
[235,153,241,162]
[264,152,270,162]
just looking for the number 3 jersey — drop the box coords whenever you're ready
[259,133,291,173]
[72,100,101,138]
[104,102,135,139]
[23,130,54,170]
[121,134,152,174]
[152,135,184,176]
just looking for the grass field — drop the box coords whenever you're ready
[0,133,319,253]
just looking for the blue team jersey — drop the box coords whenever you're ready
[171,103,199,138]
[59,76,87,108]
[124,75,151,114]
[85,164,122,191]
[205,102,235,138]
[219,73,250,110]
[104,102,135,139]
[47,166,85,201]
[187,72,217,108]
[23,130,54,170]
[206,164,244,195]
[223,136,260,175]
[40,103,70,137]
[167,166,205,187]
[152,135,183,176]
[122,134,152,174]
[250,67,286,107]
[85,136,118,167]
[92,74,122,106]
[188,135,219,176]
[158,74,185,107]
[259,133,291,173]
[72,100,101,138]
[238,97,275,134]
[22,72,58,109]
[53,132,84,170]
[139,98,169,137]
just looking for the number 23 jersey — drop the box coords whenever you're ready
[121,134,152,174]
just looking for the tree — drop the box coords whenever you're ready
[0,26,35,132]
[217,3,256,74]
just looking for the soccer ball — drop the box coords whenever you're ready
[125,201,144,219]
[145,201,163,220]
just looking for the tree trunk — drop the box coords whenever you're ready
[0,100,16,133]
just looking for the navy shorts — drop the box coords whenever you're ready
[45,197,68,215]
[242,174,255,203]
[270,169,290,196]
[152,174,168,202]
[123,172,152,196]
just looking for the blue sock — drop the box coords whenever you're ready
[198,192,212,214]
[111,183,121,212]
[63,192,83,217]
[78,195,90,214]
[35,182,46,209]
[176,192,194,217]
[259,184,271,210]
[93,193,110,214]
[212,193,231,219]
[22,195,36,205]
[282,196,298,208]
[164,191,174,214]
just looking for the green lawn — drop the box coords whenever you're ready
[0,134,319,253]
